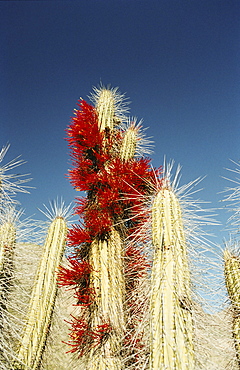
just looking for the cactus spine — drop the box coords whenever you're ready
[14,216,67,369]
[0,221,16,277]
[87,88,126,369]
[0,220,16,313]
[119,124,137,161]
[87,229,125,369]
[0,220,16,366]
[61,85,157,369]
[150,185,194,369]
[224,249,240,365]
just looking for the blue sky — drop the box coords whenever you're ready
[1,0,240,249]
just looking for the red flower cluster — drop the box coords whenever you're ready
[66,100,157,240]
[58,258,93,306]
[61,96,160,359]
[67,224,91,247]
[66,316,112,356]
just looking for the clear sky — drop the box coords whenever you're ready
[1,0,240,250]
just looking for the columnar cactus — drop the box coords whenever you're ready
[2,85,235,370]
[150,183,194,369]
[224,249,240,366]
[14,215,67,370]
[0,146,31,368]
[223,161,240,367]
[0,217,16,366]
[86,229,125,369]
[0,220,16,301]
[59,86,157,369]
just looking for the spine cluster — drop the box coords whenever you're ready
[224,250,240,366]
[150,187,194,369]
[59,89,157,368]
[2,85,240,369]
[14,216,67,369]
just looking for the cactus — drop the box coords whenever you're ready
[62,85,230,369]
[0,144,31,209]
[223,161,240,367]
[13,215,67,369]
[224,249,240,366]
[150,183,194,369]
[2,86,240,370]
[86,229,125,369]
[59,85,157,369]
[0,217,16,367]
[0,220,16,299]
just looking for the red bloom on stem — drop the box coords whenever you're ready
[67,224,91,247]
[58,258,92,287]
[85,206,112,237]
[66,316,112,356]
[65,317,90,355]
[67,100,102,150]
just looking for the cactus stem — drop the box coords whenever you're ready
[14,216,67,370]
[150,186,194,370]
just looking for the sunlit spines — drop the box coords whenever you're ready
[119,118,153,160]
[0,144,31,207]
[222,160,240,235]
[0,218,16,367]
[14,216,67,370]
[85,228,125,369]
[224,249,240,365]
[150,185,194,370]
[0,221,16,272]
[224,249,240,310]
[90,85,129,131]
[0,207,18,314]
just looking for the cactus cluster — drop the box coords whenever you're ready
[0,85,239,369]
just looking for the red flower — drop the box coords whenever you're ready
[67,100,102,150]
[67,225,91,247]
[58,258,92,287]
[66,316,112,356]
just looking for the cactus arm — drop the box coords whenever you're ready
[224,250,240,310]
[224,250,240,365]
[150,187,194,370]
[120,125,137,161]
[87,229,125,370]
[0,221,16,366]
[65,86,156,368]
[0,221,16,272]
[95,89,116,131]
[14,216,67,369]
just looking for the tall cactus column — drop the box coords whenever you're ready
[224,249,240,366]
[0,220,16,309]
[150,185,194,370]
[62,86,156,369]
[14,216,67,370]
[87,229,125,369]
[0,219,16,366]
